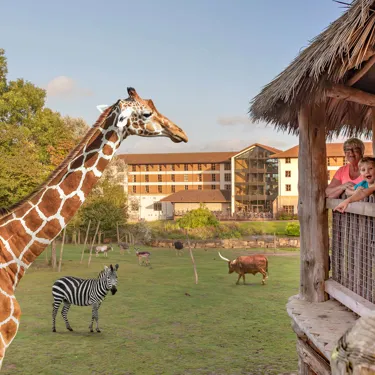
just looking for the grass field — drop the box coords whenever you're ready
[2,245,300,375]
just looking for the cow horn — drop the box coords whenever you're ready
[218,252,230,262]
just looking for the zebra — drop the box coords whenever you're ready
[52,264,119,333]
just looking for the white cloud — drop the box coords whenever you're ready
[46,76,93,98]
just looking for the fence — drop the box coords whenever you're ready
[330,195,375,303]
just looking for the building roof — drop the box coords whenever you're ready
[234,143,282,158]
[271,142,373,158]
[249,0,375,139]
[118,152,237,165]
[160,189,231,203]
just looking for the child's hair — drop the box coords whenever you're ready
[359,157,375,167]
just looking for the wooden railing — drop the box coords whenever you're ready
[326,197,375,316]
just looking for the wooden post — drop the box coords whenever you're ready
[116,222,120,244]
[58,227,66,272]
[80,220,91,264]
[88,221,101,267]
[186,230,198,284]
[298,103,329,302]
[51,240,57,269]
[372,107,375,156]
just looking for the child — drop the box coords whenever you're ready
[334,157,375,212]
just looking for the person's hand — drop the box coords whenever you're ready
[334,200,349,213]
[356,186,364,191]
[345,187,356,196]
[342,182,355,190]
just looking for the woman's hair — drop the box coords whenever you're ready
[359,157,375,167]
[343,138,365,155]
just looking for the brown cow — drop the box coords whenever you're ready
[218,252,268,285]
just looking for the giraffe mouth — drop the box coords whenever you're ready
[171,134,188,143]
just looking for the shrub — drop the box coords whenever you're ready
[177,204,219,229]
[285,222,300,237]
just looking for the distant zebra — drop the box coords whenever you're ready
[52,264,119,333]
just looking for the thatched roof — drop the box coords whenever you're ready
[249,0,375,138]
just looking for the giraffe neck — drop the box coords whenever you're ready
[0,106,126,290]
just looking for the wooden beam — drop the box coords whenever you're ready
[298,104,329,302]
[347,54,375,86]
[326,198,375,218]
[325,279,375,317]
[327,84,375,107]
[296,338,331,375]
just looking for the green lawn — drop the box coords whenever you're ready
[2,245,300,375]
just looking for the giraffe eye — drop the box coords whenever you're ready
[143,112,152,118]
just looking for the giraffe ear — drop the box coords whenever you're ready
[96,104,109,113]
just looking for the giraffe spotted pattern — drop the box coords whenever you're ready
[0,87,188,369]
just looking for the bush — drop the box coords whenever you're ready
[177,204,219,229]
[275,210,298,220]
[285,222,300,237]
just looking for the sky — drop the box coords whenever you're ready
[0,0,356,155]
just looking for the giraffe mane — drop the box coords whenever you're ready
[0,102,120,219]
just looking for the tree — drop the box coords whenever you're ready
[177,204,219,229]
[0,49,88,208]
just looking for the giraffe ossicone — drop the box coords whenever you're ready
[0,87,188,370]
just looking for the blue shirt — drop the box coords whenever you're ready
[354,180,369,190]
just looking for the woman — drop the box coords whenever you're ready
[325,138,365,198]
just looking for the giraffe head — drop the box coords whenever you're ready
[113,87,188,143]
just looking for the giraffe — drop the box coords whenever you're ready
[0,87,188,369]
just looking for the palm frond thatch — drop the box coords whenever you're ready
[249,0,375,138]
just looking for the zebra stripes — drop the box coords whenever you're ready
[52,264,119,333]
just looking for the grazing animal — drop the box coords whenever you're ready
[52,264,119,333]
[218,252,268,285]
[118,242,130,254]
[95,245,113,257]
[135,248,151,266]
[174,241,184,256]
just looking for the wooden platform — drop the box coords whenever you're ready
[287,295,358,363]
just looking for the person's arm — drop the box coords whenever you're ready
[334,186,375,213]
[326,178,354,198]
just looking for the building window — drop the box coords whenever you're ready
[145,175,149,182]
[225,173,231,182]
[198,174,202,182]
[158,174,162,182]
[225,184,231,190]
[158,186,162,193]
[285,158,291,164]
[224,163,231,170]
[132,175,137,182]
[145,165,149,171]
[283,205,294,214]
[198,185,202,190]
[132,165,136,171]
[286,184,291,192]
[171,164,175,171]
[185,185,189,190]
[184,174,189,182]
[285,171,291,178]
[154,202,162,211]
[211,164,216,170]
[132,186,136,193]
[212,185,216,190]
[212,174,216,181]
[158,165,162,172]
[184,164,188,171]
[171,185,175,193]
[145,186,149,193]
[171,174,175,182]
[198,164,202,170]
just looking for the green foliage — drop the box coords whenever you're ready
[127,221,152,244]
[177,204,219,229]
[0,49,86,208]
[275,210,298,220]
[285,222,300,237]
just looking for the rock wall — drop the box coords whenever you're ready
[150,236,300,249]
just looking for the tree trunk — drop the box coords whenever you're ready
[51,240,57,270]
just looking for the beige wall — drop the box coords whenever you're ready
[273,196,298,216]
[174,202,230,212]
